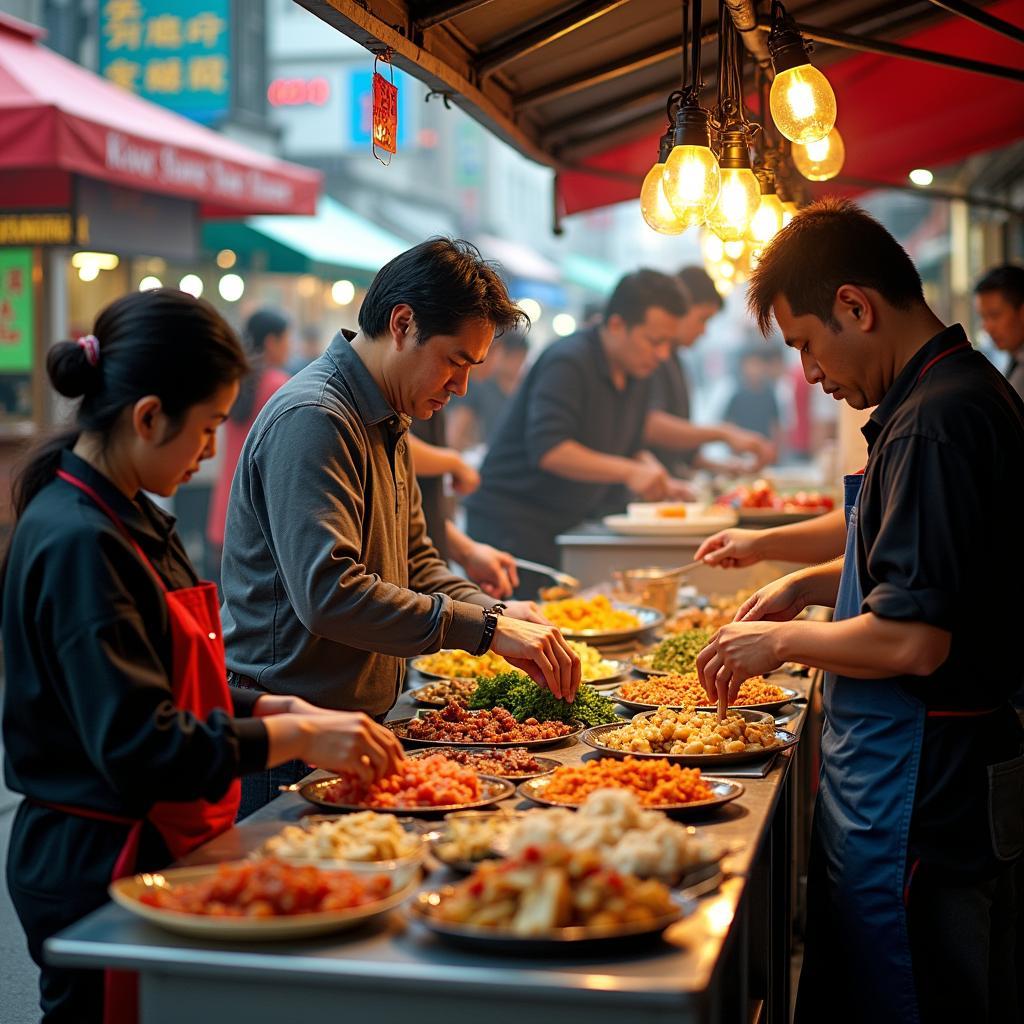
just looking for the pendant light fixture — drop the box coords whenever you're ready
[792,125,845,181]
[640,100,687,234]
[662,0,721,226]
[767,0,837,145]
[706,5,760,242]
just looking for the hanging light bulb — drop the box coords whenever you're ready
[767,2,836,144]
[723,238,746,260]
[640,131,686,235]
[747,171,786,245]
[792,126,845,181]
[701,230,725,264]
[706,131,760,242]
[663,105,721,226]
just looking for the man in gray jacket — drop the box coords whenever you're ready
[222,239,580,811]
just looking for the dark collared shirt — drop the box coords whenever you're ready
[855,324,1024,876]
[647,352,697,474]
[464,327,650,563]
[221,331,491,716]
[2,450,266,818]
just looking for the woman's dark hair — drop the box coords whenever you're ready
[11,289,247,522]
[676,266,724,311]
[358,238,529,342]
[747,196,925,335]
[604,269,688,327]
[230,307,289,424]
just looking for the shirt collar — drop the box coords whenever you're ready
[862,323,970,449]
[327,329,403,430]
[58,449,176,542]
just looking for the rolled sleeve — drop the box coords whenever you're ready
[859,434,976,631]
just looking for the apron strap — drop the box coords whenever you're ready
[56,470,168,594]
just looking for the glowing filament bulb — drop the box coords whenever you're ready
[770,64,837,144]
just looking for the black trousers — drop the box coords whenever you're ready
[6,801,167,1024]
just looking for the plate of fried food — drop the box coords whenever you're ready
[584,707,797,766]
[288,754,515,816]
[410,843,687,953]
[539,594,664,644]
[111,857,418,940]
[387,702,583,751]
[406,746,559,781]
[428,810,526,874]
[516,757,743,816]
[257,811,427,871]
[615,673,800,714]
[499,790,727,888]
[631,629,712,677]
[409,641,630,695]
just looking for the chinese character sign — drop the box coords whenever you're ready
[99,0,230,124]
[350,69,409,150]
[372,71,398,155]
[0,250,34,373]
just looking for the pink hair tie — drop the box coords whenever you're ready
[77,334,100,367]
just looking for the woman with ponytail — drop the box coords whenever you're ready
[205,308,291,578]
[1,290,402,1024]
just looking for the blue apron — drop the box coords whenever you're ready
[796,472,926,1024]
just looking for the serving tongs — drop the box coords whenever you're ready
[512,558,581,594]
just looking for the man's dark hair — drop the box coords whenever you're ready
[604,269,688,328]
[975,264,1024,308]
[676,266,723,311]
[495,330,529,354]
[747,197,925,335]
[359,237,528,342]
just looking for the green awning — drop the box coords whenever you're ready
[560,252,620,296]
[202,197,408,285]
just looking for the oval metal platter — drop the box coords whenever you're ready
[292,773,516,816]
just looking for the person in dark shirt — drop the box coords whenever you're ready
[647,266,774,476]
[409,409,519,597]
[695,199,1024,1024]
[464,270,692,574]
[721,345,784,449]
[975,263,1024,400]
[447,330,529,450]
[1,290,403,1024]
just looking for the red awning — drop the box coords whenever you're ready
[0,13,320,217]
[557,0,1024,217]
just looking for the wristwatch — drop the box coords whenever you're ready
[474,610,500,656]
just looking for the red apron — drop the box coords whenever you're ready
[47,469,242,1024]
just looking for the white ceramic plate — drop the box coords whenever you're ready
[110,861,418,940]
[603,512,737,537]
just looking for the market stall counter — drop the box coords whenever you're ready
[47,682,808,1024]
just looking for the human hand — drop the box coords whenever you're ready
[665,476,698,501]
[460,540,518,598]
[503,600,550,624]
[695,622,786,704]
[726,428,776,469]
[694,527,766,568]
[491,616,581,701]
[624,458,672,500]
[275,712,405,784]
[448,454,481,495]
[733,571,813,623]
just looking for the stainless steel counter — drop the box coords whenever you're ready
[47,681,808,1024]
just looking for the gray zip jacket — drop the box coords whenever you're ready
[221,331,491,715]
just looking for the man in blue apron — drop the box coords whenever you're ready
[696,198,1024,1023]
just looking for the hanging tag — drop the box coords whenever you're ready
[372,51,398,164]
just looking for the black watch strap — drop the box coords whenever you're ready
[474,610,500,656]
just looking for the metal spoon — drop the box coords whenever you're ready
[512,557,580,591]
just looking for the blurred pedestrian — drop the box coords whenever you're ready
[722,345,784,450]
[974,264,1024,399]
[286,323,323,375]
[206,309,291,582]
